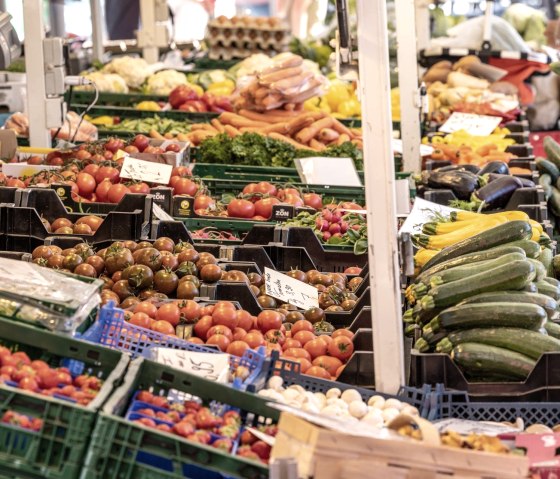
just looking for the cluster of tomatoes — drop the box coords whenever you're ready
[124,299,355,381]
[0,347,102,406]
[131,390,242,452]
[41,214,104,236]
[237,426,277,463]
[1,411,43,432]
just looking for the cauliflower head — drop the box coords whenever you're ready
[79,71,129,93]
[103,56,151,89]
[145,70,188,95]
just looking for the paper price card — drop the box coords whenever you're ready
[264,267,319,310]
[439,112,502,137]
[399,197,460,235]
[120,157,173,185]
[146,347,230,383]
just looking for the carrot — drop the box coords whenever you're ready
[149,129,165,140]
[264,109,301,118]
[176,133,189,142]
[318,128,339,142]
[331,118,354,138]
[310,138,326,151]
[219,112,264,128]
[191,124,217,132]
[350,128,362,136]
[475,144,498,156]
[285,114,315,136]
[211,119,225,133]
[268,132,315,150]
[295,117,334,144]
[261,122,290,134]
[163,133,174,139]
[336,133,350,145]
[271,71,314,92]
[261,94,284,110]
[189,130,216,145]
[239,127,264,133]
[239,109,289,124]
[224,125,241,138]
[259,66,303,84]
[508,167,531,175]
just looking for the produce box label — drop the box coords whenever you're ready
[271,204,294,221]
[145,347,230,383]
[294,157,362,187]
[439,112,502,137]
[150,187,173,214]
[172,196,195,218]
[264,267,319,310]
[120,157,173,185]
[400,197,460,235]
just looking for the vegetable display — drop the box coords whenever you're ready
[536,136,560,235]
[408,211,559,381]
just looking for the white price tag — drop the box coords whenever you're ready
[152,203,175,221]
[147,347,230,383]
[120,157,173,185]
[439,112,502,137]
[294,157,362,187]
[391,138,434,157]
[264,267,319,310]
[399,197,460,235]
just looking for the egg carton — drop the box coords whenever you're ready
[208,46,287,61]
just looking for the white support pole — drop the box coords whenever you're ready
[139,0,159,64]
[23,0,51,148]
[414,0,430,54]
[395,0,421,172]
[90,0,104,62]
[356,0,405,394]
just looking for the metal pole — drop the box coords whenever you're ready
[395,0,421,172]
[414,0,430,52]
[48,0,65,37]
[139,0,159,63]
[23,0,51,147]
[356,0,405,394]
[90,0,104,62]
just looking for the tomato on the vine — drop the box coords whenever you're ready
[227,199,255,218]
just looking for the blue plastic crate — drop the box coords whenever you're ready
[267,354,432,417]
[80,302,220,358]
[427,384,560,428]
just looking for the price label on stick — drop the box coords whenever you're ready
[120,157,173,185]
[264,267,319,310]
[439,112,502,137]
[147,347,230,383]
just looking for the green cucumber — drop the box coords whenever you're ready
[528,259,547,282]
[537,280,560,300]
[422,221,532,271]
[415,245,526,284]
[500,240,540,259]
[536,157,560,183]
[426,252,526,289]
[545,321,560,339]
[458,291,558,320]
[436,327,560,359]
[544,136,560,168]
[420,260,536,310]
[425,302,547,334]
[539,247,554,277]
[451,342,536,381]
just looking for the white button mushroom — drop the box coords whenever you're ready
[348,400,368,419]
[326,388,342,399]
[381,407,400,423]
[282,388,301,402]
[313,392,327,408]
[267,376,284,391]
[361,410,384,428]
[341,389,362,404]
[384,398,404,411]
[367,395,385,406]
[302,402,320,414]
[401,405,419,416]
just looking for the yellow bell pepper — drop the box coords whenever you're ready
[337,98,361,117]
[90,115,114,126]
[207,80,235,91]
[136,101,161,111]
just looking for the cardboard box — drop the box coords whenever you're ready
[129,139,190,167]
[271,413,529,479]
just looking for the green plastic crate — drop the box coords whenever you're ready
[81,357,279,479]
[0,317,129,479]
[66,91,168,107]
[183,217,275,244]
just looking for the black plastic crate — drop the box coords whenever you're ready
[150,220,194,244]
[426,384,560,428]
[409,351,560,402]
[0,186,17,204]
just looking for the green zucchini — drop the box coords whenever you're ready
[544,136,560,168]
[421,221,532,271]
[543,277,560,287]
[414,330,448,352]
[458,291,558,320]
[528,258,547,282]
[415,245,526,284]
[452,342,536,381]
[426,252,527,289]
[536,280,560,300]
[404,324,421,337]
[523,283,538,293]
[499,240,540,259]
[550,187,560,217]
[420,260,536,310]
[539,247,554,277]
[539,173,552,200]
[545,321,560,339]
[436,327,560,359]
[425,302,547,333]
[536,157,560,183]
[411,303,442,326]
[553,255,560,279]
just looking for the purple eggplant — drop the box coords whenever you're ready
[472,175,523,209]
[426,170,480,200]
[437,164,481,174]
[479,161,509,176]
[486,173,535,188]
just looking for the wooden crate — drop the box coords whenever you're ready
[271,413,529,479]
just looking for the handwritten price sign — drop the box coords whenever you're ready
[439,112,502,137]
[120,157,173,185]
[147,347,230,383]
[264,267,319,310]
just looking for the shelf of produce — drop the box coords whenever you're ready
[0,317,129,479]
[81,357,278,479]
[182,218,276,245]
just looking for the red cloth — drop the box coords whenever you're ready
[488,57,550,105]
[530,131,560,157]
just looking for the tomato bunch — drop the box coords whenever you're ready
[40,215,103,235]
[237,426,278,463]
[0,347,102,405]
[1,411,43,432]
[130,390,242,452]
[123,299,355,380]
